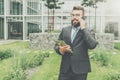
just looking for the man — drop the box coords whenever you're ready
[54,6,98,80]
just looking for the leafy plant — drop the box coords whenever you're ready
[19,51,47,70]
[104,71,120,80]
[114,42,120,50]
[3,68,26,80]
[0,49,13,60]
[28,53,44,68]
[90,49,111,66]
[3,50,50,80]
[41,51,50,57]
[55,40,73,54]
[3,59,26,80]
[55,40,67,46]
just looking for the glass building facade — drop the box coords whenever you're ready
[0,0,4,39]
[0,0,120,40]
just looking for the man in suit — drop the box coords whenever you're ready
[54,6,98,80]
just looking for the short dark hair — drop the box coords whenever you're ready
[72,6,84,16]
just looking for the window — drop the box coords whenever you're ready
[0,0,4,15]
[105,22,118,40]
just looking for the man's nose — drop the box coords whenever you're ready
[72,18,78,21]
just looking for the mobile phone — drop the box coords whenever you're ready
[82,16,85,20]
[79,16,85,27]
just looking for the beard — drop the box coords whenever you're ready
[71,19,80,28]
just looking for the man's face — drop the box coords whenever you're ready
[71,10,83,27]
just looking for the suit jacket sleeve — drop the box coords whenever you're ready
[82,28,98,49]
[54,28,63,55]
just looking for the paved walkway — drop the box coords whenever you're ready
[0,40,18,45]
[114,40,120,42]
[0,40,29,45]
[0,40,120,45]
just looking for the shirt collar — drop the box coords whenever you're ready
[72,26,80,30]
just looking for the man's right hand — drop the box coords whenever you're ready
[59,45,71,55]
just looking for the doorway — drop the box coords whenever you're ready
[8,22,23,40]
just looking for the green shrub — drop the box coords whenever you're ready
[19,51,49,70]
[104,71,120,80]
[3,61,26,80]
[28,53,44,68]
[90,49,111,66]
[0,49,13,60]
[114,42,120,50]
[19,55,29,70]
[41,51,50,58]
[3,68,26,80]
[2,50,50,80]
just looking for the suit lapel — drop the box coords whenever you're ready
[68,26,72,43]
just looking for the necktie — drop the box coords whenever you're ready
[71,28,79,43]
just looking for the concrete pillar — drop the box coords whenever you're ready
[118,22,120,40]
[23,0,27,40]
[100,3,106,33]
[100,15,106,33]
[61,15,63,30]
[4,0,8,40]
[41,1,44,33]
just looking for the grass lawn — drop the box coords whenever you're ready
[29,49,120,80]
[0,41,120,80]
[30,52,61,80]
[29,53,110,80]
[29,46,120,80]
[0,41,29,80]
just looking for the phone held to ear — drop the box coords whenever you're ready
[82,16,85,20]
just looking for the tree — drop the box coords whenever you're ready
[42,0,64,32]
[81,0,106,32]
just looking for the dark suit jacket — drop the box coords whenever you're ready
[54,26,98,74]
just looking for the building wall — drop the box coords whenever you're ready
[0,0,120,40]
[104,0,120,40]
[0,0,4,39]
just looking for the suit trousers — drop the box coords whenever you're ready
[58,66,88,80]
